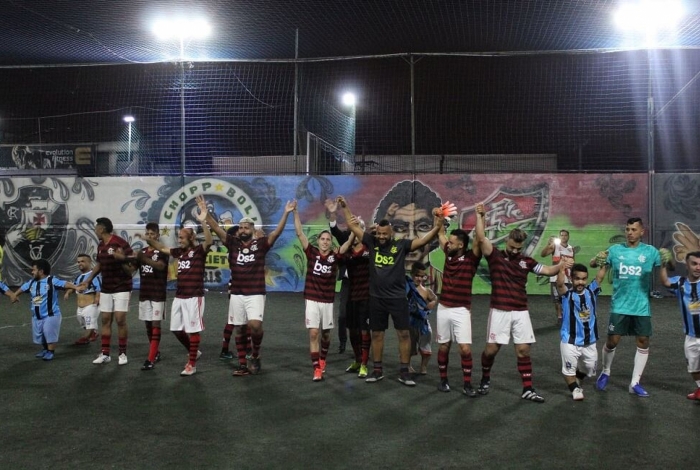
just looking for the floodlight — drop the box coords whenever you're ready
[123,115,135,123]
[613,1,685,34]
[152,18,211,41]
[342,92,357,107]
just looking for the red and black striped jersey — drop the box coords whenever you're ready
[170,244,208,298]
[97,235,133,294]
[345,245,370,302]
[439,247,480,309]
[138,247,169,302]
[226,236,272,296]
[485,249,542,311]
[303,245,339,303]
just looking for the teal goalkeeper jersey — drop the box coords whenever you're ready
[607,242,660,317]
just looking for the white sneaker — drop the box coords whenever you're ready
[93,353,111,364]
[572,387,584,401]
[118,353,128,365]
[180,363,197,376]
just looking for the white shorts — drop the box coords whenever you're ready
[228,294,265,325]
[100,291,131,313]
[560,342,598,377]
[305,299,335,330]
[436,304,472,345]
[486,309,536,345]
[139,300,166,322]
[685,335,700,373]
[77,304,100,330]
[170,297,205,334]
[33,315,62,344]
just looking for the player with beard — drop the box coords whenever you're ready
[435,227,482,397]
[556,263,607,401]
[143,196,212,376]
[660,251,700,401]
[81,217,134,366]
[206,199,296,376]
[474,202,570,403]
[66,254,101,345]
[593,217,666,397]
[293,202,343,381]
[340,196,443,387]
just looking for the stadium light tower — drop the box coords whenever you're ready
[613,0,686,277]
[152,17,211,175]
[613,1,685,47]
[342,92,357,107]
[123,115,135,162]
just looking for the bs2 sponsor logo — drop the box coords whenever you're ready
[619,263,642,277]
[313,259,333,275]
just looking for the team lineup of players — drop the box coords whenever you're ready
[2,194,699,403]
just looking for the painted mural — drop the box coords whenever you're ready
[0,172,695,295]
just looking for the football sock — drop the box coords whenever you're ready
[118,336,127,355]
[145,321,153,342]
[148,327,161,362]
[311,351,320,369]
[601,345,616,375]
[361,331,371,365]
[437,349,449,380]
[188,333,200,365]
[630,347,649,385]
[221,324,234,353]
[481,351,495,382]
[517,356,533,389]
[251,331,263,358]
[235,334,247,366]
[101,334,111,355]
[461,352,473,385]
[320,339,330,360]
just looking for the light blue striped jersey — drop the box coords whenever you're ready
[560,280,601,346]
[20,275,68,319]
[667,276,700,338]
[73,270,101,294]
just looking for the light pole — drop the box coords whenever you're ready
[123,115,135,162]
[613,0,685,291]
[152,17,211,176]
[341,92,357,174]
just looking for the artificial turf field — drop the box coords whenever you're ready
[1,291,698,469]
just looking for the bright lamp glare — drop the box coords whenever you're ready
[342,92,357,107]
[614,1,684,33]
[123,115,135,123]
[152,18,212,40]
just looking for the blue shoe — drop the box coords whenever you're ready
[596,373,609,391]
[42,351,55,361]
[35,350,48,359]
[629,383,649,397]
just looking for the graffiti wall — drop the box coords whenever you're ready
[0,172,679,295]
[655,174,700,279]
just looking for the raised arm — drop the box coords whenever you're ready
[658,248,674,288]
[410,208,443,252]
[195,195,213,251]
[437,223,448,250]
[205,212,227,241]
[555,260,570,296]
[338,196,365,240]
[540,236,556,257]
[268,200,296,246]
[293,205,309,250]
[475,202,493,257]
[145,235,171,255]
[594,262,608,286]
[339,231,356,255]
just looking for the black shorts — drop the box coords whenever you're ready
[347,299,370,330]
[369,296,409,331]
